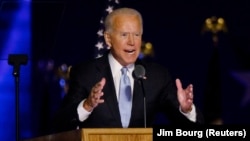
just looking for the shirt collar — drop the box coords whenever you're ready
[108,52,134,76]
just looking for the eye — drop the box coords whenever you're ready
[134,33,142,37]
[121,33,128,37]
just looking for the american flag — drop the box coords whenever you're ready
[94,0,121,58]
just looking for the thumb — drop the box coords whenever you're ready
[175,78,182,91]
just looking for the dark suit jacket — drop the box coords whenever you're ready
[52,52,204,133]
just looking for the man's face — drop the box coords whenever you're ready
[105,14,142,66]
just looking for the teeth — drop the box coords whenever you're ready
[128,51,135,54]
[126,50,134,53]
[124,49,135,54]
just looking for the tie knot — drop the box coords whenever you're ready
[121,67,128,75]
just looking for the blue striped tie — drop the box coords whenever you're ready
[118,67,132,128]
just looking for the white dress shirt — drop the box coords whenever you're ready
[77,52,196,122]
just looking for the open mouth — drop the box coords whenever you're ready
[124,49,135,54]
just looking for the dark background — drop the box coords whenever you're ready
[1,0,250,140]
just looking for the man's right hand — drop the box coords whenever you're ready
[83,77,106,112]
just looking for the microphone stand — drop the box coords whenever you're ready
[133,64,147,128]
[8,54,28,141]
[14,66,20,141]
[138,79,147,128]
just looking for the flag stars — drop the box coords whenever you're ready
[108,0,119,4]
[115,0,120,4]
[95,42,104,50]
[96,54,103,58]
[100,19,104,24]
[106,6,114,14]
[94,0,120,58]
[97,29,104,37]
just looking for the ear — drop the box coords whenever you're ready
[104,32,111,47]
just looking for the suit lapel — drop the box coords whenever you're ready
[95,54,122,125]
[130,60,146,125]
[131,79,144,116]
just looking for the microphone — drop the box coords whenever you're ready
[133,65,147,128]
[133,64,146,80]
[8,54,28,77]
[8,54,28,141]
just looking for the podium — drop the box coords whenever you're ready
[24,128,153,141]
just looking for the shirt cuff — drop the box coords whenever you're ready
[179,104,197,122]
[77,99,91,122]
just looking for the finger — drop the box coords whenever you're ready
[188,94,193,101]
[187,99,193,103]
[99,77,106,88]
[183,89,193,100]
[95,77,106,89]
[92,94,105,107]
[97,98,105,103]
[93,90,104,99]
[175,78,182,90]
[187,84,193,98]
[93,78,106,92]
[93,84,102,93]
[98,100,105,104]
[190,91,193,97]
[92,90,104,101]
[88,78,106,107]
[187,84,193,92]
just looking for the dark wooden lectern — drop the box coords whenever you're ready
[24,128,153,141]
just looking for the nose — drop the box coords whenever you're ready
[127,34,135,46]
